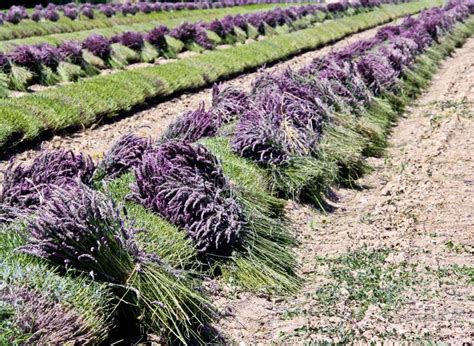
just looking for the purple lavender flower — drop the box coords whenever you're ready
[211,84,250,123]
[37,43,64,69]
[99,4,116,18]
[356,53,399,94]
[83,34,111,60]
[21,184,150,283]
[99,133,153,179]
[45,9,60,22]
[81,6,95,20]
[59,41,84,65]
[117,31,145,52]
[6,6,28,25]
[64,6,79,20]
[31,10,42,22]
[1,287,97,344]
[146,25,169,50]
[131,142,243,256]
[161,102,220,143]
[1,150,95,210]
[8,45,42,70]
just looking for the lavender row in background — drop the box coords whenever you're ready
[1,0,321,26]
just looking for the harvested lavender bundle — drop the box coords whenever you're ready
[161,102,220,143]
[211,84,250,124]
[233,86,324,165]
[1,150,95,209]
[116,31,145,52]
[131,142,244,256]
[21,185,150,282]
[20,184,214,342]
[0,286,97,344]
[99,133,152,179]
[356,53,399,94]
[82,34,111,60]
[146,25,169,50]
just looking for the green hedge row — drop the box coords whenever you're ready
[0,0,443,153]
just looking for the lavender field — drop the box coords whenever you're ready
[1,0,473,343]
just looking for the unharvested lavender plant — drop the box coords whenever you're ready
[131,142,243,256]
[1,150,95,210]
[99,134,152,179]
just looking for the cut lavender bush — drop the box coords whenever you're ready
[98,133,152,179]
[131,142,244,256]
[1,149,95,210]
[161,103,220,143]
[21,184,214,343]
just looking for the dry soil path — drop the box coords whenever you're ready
[212,38,474,343]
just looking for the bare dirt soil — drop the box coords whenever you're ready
[0,21,399,173]
[212,38,474,343]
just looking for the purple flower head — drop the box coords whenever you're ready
[81,6,95,19]
[1,286,98,344]
[83,34,111,60]
[161,102,220,143]
[356,53,399,94]
[131,142,243,256]
[0,53,9,71]
[137,2,152,13]
[21,184,152,283]
[232,14,248,30]
[245,13,265,33]
[9,45,42,70]
[211,84,250,124]
[118,31,145,52]
[59,41,84,64]
[37,43,64,69]
[146,25,169,50]
[64,6,79,20]
[6,6,28,24]
[99,5,116,18]
[31,10,42,22]
[99,134,153,179]
[45,9,60,22]
[121,3,139,16]
[170,22,198,42]
[208,18,234,37]
[1,149,95,210]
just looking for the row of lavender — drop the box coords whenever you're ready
[0,3,362,91]
[1,1,472,343]
[164,0,473,170]
[1,0,320,25]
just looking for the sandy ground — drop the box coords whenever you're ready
[0,21,399,173]
[212,38,474,343]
